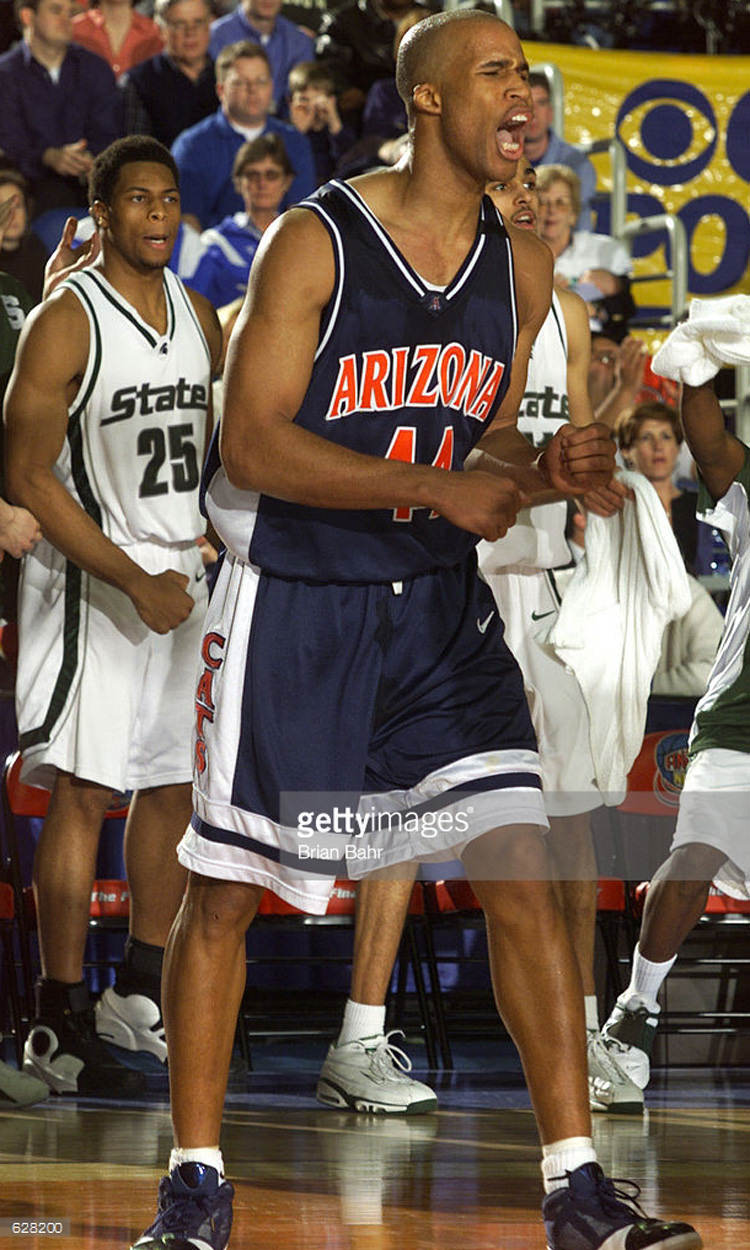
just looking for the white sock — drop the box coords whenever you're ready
[169,1147,224,1180]
[541,1137,597,1194]
[584,995,599,1033]
[622,943,675,1011]
[337,999,386,1046]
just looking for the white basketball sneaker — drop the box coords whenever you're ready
[95,986,167,1064]
[316,1030,437,1114]
[601,995,660,1090]
[587,1029,644,1114]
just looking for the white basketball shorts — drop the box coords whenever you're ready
[671,747,750,900]
[17,536,208,793]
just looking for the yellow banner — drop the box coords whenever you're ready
[529,43,750,316]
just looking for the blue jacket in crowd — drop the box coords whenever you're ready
[171,108,314,229]
[188,212,263,308]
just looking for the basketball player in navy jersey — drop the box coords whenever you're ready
[134,13,700,1250]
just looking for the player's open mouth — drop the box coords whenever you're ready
[145,236,169,247]
[512,208,536,229]
[496,112,530,160]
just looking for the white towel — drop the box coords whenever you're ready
[543,471,692,797]
[652,295,750,386]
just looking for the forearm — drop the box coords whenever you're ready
[681,380,745,500]
[221,415,449,513]
[681,381,728,465]
[468,424,561,503]
[594,381,639,430]
[8,464,147,598]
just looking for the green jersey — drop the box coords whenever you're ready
[689,443,750,758]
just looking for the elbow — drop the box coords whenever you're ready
[223,457,251,492]
[5,454,43,511]
[5,460,29,509]
[220,437,258,493]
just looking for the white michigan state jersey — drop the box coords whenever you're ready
[518,288,569,446]
[481,290,570,570]
[59,267,211,546]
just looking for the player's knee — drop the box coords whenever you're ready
[465,823,551,886]
[472,875,559,927]
[48,773,114,825]
[183,873,264,939]
[656,842,727,889]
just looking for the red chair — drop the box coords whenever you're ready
[0,751,130,1027]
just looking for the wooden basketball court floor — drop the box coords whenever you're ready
[1,1067,749,1249]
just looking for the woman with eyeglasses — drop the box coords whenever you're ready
[536,163,633,333]
[188,133,295,309]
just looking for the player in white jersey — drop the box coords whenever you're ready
[478,161,642,1114]
[5,136,221,1097]
[602,375,750,1091]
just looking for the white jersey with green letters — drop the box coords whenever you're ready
[58,266,211,547]
[689,443,750,759]
[480,290,570,570]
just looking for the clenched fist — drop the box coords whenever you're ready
[434,469,525,541]
[131,569,195,634]
[541,422,615,496]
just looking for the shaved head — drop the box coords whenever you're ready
[396,9,511,119]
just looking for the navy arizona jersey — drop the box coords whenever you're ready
[205,179,518,582]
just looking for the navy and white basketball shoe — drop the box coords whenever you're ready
[132,1163,234,1250]
[542,1163,701,1250]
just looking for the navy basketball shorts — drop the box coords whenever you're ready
[178,551,547,912]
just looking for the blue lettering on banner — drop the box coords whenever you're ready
[594,83,750,298]
[615,79,718,185]
[726,92,750,183]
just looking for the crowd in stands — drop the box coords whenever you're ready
[0,0,735,717]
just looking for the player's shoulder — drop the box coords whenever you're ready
[258,203,336,266]
[508,226,553,331]
[23,284,88,338]
[507,222,553,272]
[180,279,222,366]
[243,207,336,316]
[12,284,90,378]
[555,283,590,337]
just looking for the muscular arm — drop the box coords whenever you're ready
[681,380,745,502]
[4,291,192,633]
[185,284,223,453]
[558,287,593,428]
[560,285,626,517]
[220,209,522,540]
